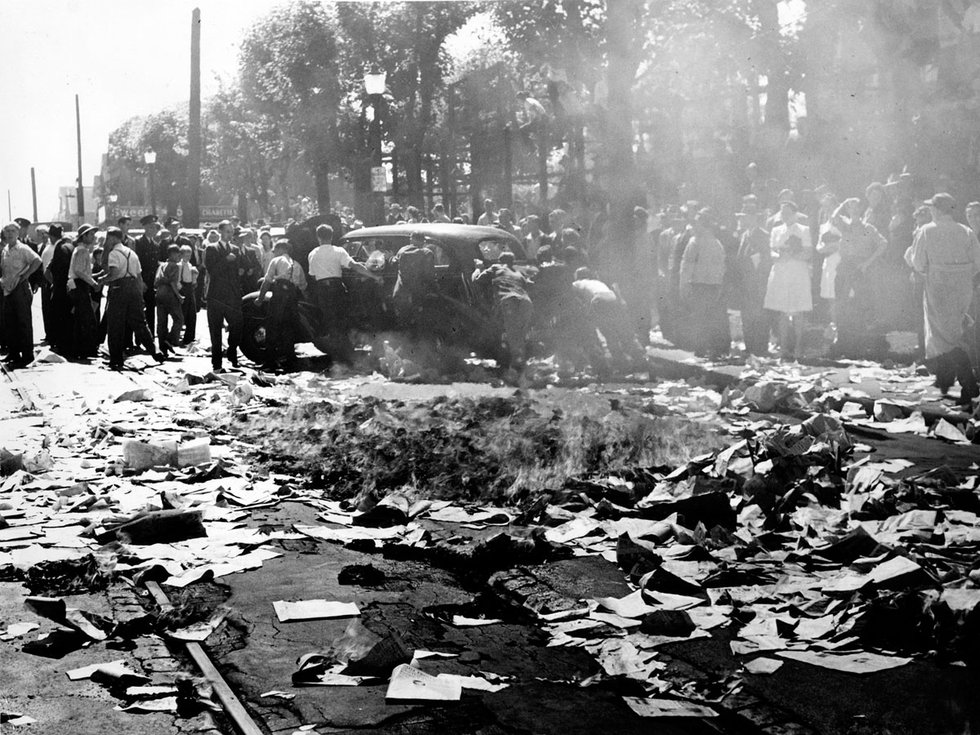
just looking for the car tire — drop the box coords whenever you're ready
[240,293,269,364]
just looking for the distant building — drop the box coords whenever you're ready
[56,186,96,226]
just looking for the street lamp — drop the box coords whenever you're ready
[144,150,157,217]
[364,71,386,225]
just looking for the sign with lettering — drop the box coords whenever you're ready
[201,206,237,218]
[371,166,388,193]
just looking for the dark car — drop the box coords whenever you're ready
[239,223,526,364]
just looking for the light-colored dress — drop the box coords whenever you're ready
[764,221,813,313]
[905,219,980,358]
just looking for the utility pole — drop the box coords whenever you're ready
[75,94,85,225]
[30,168,38,223]
[187,7,202,227]
[7,190,11,221]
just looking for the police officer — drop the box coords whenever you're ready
[133,214,161,333]
[98,227,162,370]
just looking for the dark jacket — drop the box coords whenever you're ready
[133,235,160,287]
[204,240,243,306]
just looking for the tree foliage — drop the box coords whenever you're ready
[239,0,342,212]
[205,85,298,220]
[108,107,189,216]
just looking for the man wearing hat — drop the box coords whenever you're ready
[133,214,161,333]
[160,216,191,261]
[1,222,42,368]
[98,227,162,369]
[14,218,36,250]
[906,193,980,407]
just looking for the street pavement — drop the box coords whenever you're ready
[2,302,979,734]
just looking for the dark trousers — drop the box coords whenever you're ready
[142,281,156,334]
[267,280,300,363]
[51,284,72,352]
[69,284,98,359]
[741,306,771,355]
[180,282,197,343]
[835,267,873,357]
[689,284,728,356]
[207,298,243,369]
[592,297,644,365]
[932,347,978,399]
[313,278,348,330]
[107,279,155,366]
[496,297,533,365]
[313,278,354,363]
[3,282,33,363]
[156,291,184,351]
[40,280,54,343]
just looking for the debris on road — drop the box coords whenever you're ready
[273,599,360,622]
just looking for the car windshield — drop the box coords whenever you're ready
[477,239,516,262]
[344,237,404,262]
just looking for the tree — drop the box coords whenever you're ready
[334,2,478,213]
[205,85,300,221]
[108,107,188,216]
[239,0,342,214]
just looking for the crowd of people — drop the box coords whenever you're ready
[1,169,979,407]
[369,176,980,405]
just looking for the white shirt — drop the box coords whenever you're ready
[108,244,141,278]
[40,241,55,269]
[308,244,352,280]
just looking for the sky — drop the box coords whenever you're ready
[0,0,807,223]
[0,0,276,221]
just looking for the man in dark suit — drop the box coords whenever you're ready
[204,220,244,371]
[44,224,75,353]
[132,214,161,333]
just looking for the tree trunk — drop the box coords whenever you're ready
[605,0,641,254]
[312,159,331,215]
[758,0,789,170]
[237,189,249,223]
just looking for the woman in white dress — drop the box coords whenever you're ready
[764,201,813,359]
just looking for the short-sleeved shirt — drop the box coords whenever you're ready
[572,277,617,304]
[108,244,141,279]
[308,244,352,279]
[1,241,41,296]
[265,255,307,291]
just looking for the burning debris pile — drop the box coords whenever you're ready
[268,408,980,723]
[240,391,727,505]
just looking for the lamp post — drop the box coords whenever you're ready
[144,150,157,217]
[364,71,386,225]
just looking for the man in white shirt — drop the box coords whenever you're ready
[307,224,380,360]
[1,223,41,367]
[98,227,162,370]
[477,199,497,226]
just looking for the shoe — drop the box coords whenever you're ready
[152,352,166,363]
[108,362,124,371]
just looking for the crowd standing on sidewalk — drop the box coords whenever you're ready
[2,164,980,409]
